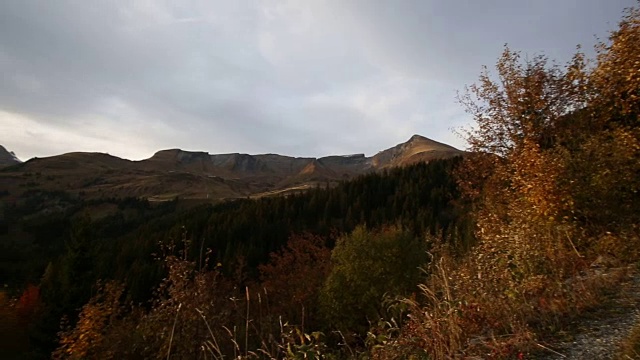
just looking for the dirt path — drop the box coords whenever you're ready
[534,267,640,359]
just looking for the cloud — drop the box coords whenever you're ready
[0,0,636,160]
[0,109,174,160]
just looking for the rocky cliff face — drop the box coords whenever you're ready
[141,135,461,178]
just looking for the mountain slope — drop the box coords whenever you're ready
[0,145,21,168]
[371,135,462,168]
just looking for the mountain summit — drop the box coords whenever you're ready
[0,145,21,168]
[0,135,462,200]
[372,135,462,168]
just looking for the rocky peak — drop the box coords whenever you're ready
[0,145,21,167]
[371,135,462,168]
[408,134,428,142]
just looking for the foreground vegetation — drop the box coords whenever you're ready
[2,5,639,360]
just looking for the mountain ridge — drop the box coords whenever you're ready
[0,135,463,201]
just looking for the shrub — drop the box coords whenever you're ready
[259,232,331,330]
[319,225,428,337]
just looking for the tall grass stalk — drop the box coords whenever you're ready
[167,302,182,360]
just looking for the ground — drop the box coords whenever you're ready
[534,266,640,359]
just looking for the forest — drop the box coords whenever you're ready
[2,5,640,360]
[1,157,471,358]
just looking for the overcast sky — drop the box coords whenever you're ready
[0,1,635,160]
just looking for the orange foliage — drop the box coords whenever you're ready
[0,286,40,357]
[259,233,331,328]
[16,284,40,322]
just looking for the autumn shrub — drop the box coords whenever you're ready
[568,5,640,243]
[53,281,139,360]
[51,232,242,359]
[319,225,428,339]
[0,285,42,359]
[130,238,243,359]
[567,126,640,243]
[372,217,626,359]
[259,232,331,331]
[367,251,460,360]
[52,230,340,359]
[375,7,640,357]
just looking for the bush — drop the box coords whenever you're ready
[319,225,428,337]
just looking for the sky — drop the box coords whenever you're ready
[0,1,635,161]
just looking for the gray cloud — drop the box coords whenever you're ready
[0,0,635,160]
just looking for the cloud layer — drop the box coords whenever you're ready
[0,0,634,160]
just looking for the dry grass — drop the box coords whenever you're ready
[617,319,640,360]
[369,213,634,360]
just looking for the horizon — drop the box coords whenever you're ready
[1,1,635,161]
[5,133,455,162]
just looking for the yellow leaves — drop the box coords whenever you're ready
[590,7,640,118]
[53,281,126,359]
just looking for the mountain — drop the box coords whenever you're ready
[0,135,462,201]
[371,135,462,168]
[0,145,21,168]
